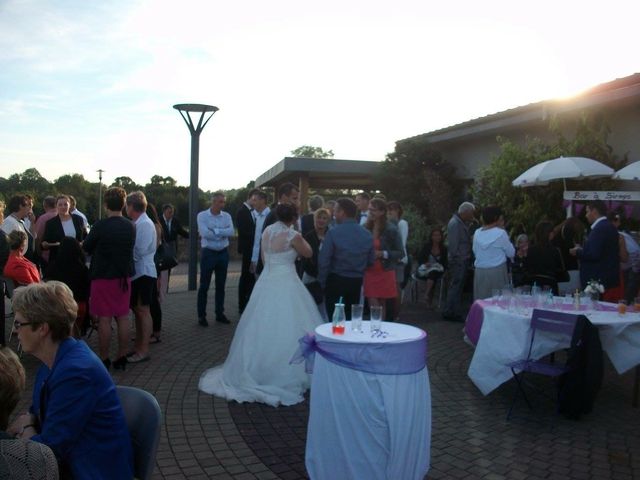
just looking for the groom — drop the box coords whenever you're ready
[318,198,375,320]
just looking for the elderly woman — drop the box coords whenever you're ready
[363,198,404,320]
[472,206,515,300]
[3,230,41,285]
[8,282,133,479]
[511,233,529,287]
[41,195,86,265]
[1,347,59,479]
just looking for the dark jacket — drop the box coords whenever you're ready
[302,228,325,278]
[235,203,255,255]
[577,218,620,289]
[82,216,135,280]
[375,221,404,270]
[524,244,565,293]
[159,215,188,245]
[42,215,86,264]
[300,213,315,237]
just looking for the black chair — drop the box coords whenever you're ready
[506,308,581,420]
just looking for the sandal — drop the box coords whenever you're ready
[127,353,150,364]
[149,334,161,344]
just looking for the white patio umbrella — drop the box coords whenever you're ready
[612,160,640,180]
[511,156,615,189]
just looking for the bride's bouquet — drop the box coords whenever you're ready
[584,279,604,295]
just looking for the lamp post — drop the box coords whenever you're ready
[97,169,105,220]
[173,103,219,291]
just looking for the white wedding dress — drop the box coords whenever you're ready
[198,221,323,406]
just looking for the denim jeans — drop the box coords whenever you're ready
[197,248,229,318]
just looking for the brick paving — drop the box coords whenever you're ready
[6,261,640,479]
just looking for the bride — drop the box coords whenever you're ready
[199,203,323,406]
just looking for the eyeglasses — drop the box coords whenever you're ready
[13,320,34,329]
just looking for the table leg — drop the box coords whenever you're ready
[633,365,639,408]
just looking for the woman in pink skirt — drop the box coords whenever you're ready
[82,187,136,370]
[363,198,404,321]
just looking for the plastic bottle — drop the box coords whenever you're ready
[332,303,346,335]
[573,289,581,310]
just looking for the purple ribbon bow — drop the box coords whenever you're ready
[290,332,427,375]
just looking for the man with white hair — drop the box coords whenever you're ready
[442,201,475,321]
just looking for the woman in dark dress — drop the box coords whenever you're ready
[525,221,566,295]
[45,237,90,337]
[417,227,448,307]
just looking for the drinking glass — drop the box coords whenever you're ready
[618,300,627,315]
[634,297,640,312]
[491,288,501,304]
[351,304,363,332]
[370,306,383,332]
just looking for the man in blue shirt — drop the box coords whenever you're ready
[197,192,235,326]
[318,198,375,320]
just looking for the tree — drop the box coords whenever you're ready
[290,145,334,158]
[472,113,627,235]
[112,176,142,191]
[376,140,460,224]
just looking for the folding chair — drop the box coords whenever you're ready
[506,308,581,420]
[116,386,162,480]
[409,272,446,309]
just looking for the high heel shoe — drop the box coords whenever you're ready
[102,358,111,370]
[113,356,128,371]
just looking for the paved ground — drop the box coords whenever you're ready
[6,262,640,479]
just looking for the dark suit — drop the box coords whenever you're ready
[42,215,86,264]
[236,203,256,312]
[159,215,189,253]
[301,213,315,237]
[577,218,620,289]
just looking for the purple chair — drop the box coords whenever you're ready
[507,308,581,420]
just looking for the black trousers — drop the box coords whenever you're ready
[238,252,255,313]
[325,273,363,321]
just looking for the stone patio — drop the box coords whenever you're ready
[6,261,640,479]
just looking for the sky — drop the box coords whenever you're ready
[0,0,638,191]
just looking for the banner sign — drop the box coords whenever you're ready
[563,191,640,202]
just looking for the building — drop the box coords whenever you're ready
[397,73,640,180]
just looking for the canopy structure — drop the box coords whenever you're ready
[512,156,615,188]
[255,157,380,211]
[613,160,640,181]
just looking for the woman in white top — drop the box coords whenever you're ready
[472,206,515,300]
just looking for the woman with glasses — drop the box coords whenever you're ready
[363,198,404,321]
[7,282,133,479]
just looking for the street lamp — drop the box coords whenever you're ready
[97,169,105,220]
[173,103,219,291]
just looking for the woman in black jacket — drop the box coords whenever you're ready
[41,195,86,264]
[525,221,566,295]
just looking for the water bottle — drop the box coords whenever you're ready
[332,303,346,335]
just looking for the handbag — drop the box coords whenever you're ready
[154,242,178,271]
[305,280,324,304]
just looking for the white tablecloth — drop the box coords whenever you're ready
[305,321,431,480]
[467,303,640,395]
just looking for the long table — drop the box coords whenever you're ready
[464,299,640,397]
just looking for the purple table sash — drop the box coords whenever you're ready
[290,332,427,375]
[464,299,619,347]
